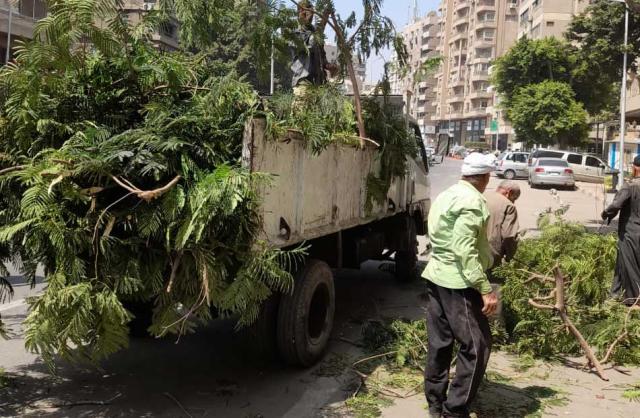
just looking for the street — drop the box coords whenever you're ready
[0,159,629,418]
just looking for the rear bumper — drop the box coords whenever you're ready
[530,174,575,186]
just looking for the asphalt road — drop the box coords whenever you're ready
[0,158,614,417]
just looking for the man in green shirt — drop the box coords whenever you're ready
[423,153,499,418]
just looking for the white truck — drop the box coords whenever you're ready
[242,113,431,366]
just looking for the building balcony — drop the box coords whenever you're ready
[451,47,468,57]
[471,56,492,64]
[471,72,490,81]
[450,32,468,43]
[474,37,495,48]
[0,7,40,40]
[453,16,469,28]
[454,1,470,13]
[475,20,496,31]
[466,107,490,118]
[450,78,466,88]
[449,112,465,120]
[468,91,493,100]
[447,94,465,104]
[476,4,496,14]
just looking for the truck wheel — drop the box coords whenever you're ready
[395,216,418,282]
[395,247,418,282]
[504,170,516,180]
[277,259,335,367]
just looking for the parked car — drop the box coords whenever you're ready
[496,151,530,179]
[528,149,615,183]
[529,158,575,189]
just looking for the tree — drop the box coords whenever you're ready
[492,36,617,115]
[566,0,640,83]
[508,81,589,148]
[290,0,407,146]
[0,0,304,365]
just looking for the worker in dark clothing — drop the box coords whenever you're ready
[289,0,335,93]
[602,155,640,305]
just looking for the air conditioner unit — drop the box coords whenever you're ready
[508,2,517,9]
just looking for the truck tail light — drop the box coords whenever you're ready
[564,168,573,174]
[535,167,545,173]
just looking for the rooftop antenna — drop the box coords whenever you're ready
[413,0,419,22]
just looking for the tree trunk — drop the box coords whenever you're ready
[330,13,366,148]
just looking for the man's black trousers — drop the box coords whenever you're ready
[424,280,492,418]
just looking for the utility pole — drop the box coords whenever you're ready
[5,2,13,64]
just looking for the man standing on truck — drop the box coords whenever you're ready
[422,153,499,418]
[485,180,521,282]
[289,1,337,94]
[602,155,640,305]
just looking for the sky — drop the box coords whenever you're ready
[333,0,441,82]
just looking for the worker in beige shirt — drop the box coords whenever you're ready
[485,180,521,281]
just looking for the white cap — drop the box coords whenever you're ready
[461,152,495,176]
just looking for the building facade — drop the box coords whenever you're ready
[431,0,519,150]
[0,0,47,63]
[121,0,180,51]
[518,0,591,39]
[390,11,440,143]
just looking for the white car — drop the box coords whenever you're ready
[528,149,616,183]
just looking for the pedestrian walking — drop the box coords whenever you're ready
[485,180,521,282]
[422,153,499,418]
[602,155,640,305]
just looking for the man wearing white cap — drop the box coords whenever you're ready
[422,153,498,418]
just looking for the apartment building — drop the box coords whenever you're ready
[431,0,519,149]
[0,0,47,63]
[518,0,591,39]
[390,11,440,142]
[121,0,179,51]
[325,43,367,95]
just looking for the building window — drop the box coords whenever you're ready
[531,24,540,38]
[520,8,529,26]
[546,21,555,27]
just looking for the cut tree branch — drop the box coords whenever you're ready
[111,175,181,202]
[529,266,608,381]
[529,266,609,381]
[0,165,26,176]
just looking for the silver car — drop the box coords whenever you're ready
[529,158,576,189]
[496,152,530,179]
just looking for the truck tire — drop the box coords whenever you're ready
[276,259,335,367]
[395,216,418,282]
[395,247,418,282]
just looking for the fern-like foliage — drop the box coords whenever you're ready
[495,220,640,365]
[0,1,299,366]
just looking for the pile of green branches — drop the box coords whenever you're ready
[495,220,640,365]
[0,1,306,365]
[266,84,357,154]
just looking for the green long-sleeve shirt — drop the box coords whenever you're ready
[422,180,493,294]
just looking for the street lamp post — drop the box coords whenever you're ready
[610,0,630,190]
